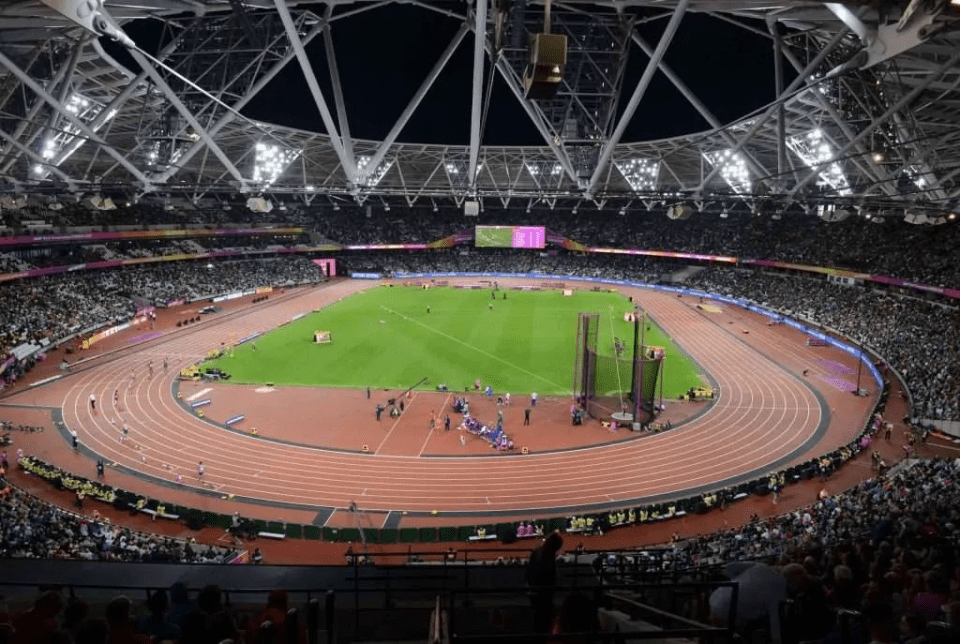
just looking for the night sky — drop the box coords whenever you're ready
[120,5,792,146]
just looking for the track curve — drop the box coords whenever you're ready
[59,279,833,517]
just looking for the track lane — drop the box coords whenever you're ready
[57,279,832,515]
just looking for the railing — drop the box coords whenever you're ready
[445,581,739,643]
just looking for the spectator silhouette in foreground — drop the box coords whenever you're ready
[134,590,180,643]
[10,591,63,644]
[104,596,150,644]
[709,561,787,643]
[527,530,564,634]
[244,589,306,644]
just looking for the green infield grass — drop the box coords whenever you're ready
[204,286,706,396]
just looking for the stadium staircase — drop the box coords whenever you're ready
[663,265,707,284]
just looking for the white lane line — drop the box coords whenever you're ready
[417,393,452,457]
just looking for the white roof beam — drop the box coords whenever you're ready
[467,0,488,191]
[274,0,356,185]
[129,49,245,185]
[630,28,770,185]
[492,55,577,184]
[697,27,849,193]
[154,15,325,183]
[363,23,468,184]
[0,127,77,189]
[0,49,151,187]
[790,49,960,198]
[777,38,892,193]
[322,5,356,180]
[587,0,690,196]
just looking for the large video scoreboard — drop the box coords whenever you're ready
[474,225,546,249]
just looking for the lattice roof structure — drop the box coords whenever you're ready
[1,1,959,221]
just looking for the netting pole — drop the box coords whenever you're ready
[608,307,626,416]
[572,314,581,401]
[659,355,665,416]
[631,312,644,423]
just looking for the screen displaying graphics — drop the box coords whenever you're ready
[475,225,546,249]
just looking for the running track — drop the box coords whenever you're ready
[28,279,855,518]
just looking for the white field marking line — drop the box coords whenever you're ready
[375,391,417,454]
[931,442,960,452]
[418,392,452,457]
[185,387,213,402]
[379,304,566,391]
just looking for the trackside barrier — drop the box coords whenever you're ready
[190,399,211,408]
[226,414,245,425]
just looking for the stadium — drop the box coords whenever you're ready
[1,1,960,643]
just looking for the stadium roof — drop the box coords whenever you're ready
[1,1,960,221]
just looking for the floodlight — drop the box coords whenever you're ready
[356,155,394,187]
[702,149,751,194]
[252,142,300,187]
[786,130,851,196]
[34,92,110,178]
[615,158,660,192]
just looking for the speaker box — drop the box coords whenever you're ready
[667,204,693,220]
[530,33,567,66]
[524,33,567,100]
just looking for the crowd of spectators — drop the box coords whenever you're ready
[0,484,235,563]
[337,247,672,285]
[680,458,960,643]
[0,257,325,364]
[313,208,960,288]
[685,268,960,420]
[6,206,960,288]
[3,456,958,643]
[3,233,315,272]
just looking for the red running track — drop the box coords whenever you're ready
[37,279,865,519]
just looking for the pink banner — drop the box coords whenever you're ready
[343,244,428,250]
[589,247,737,263]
